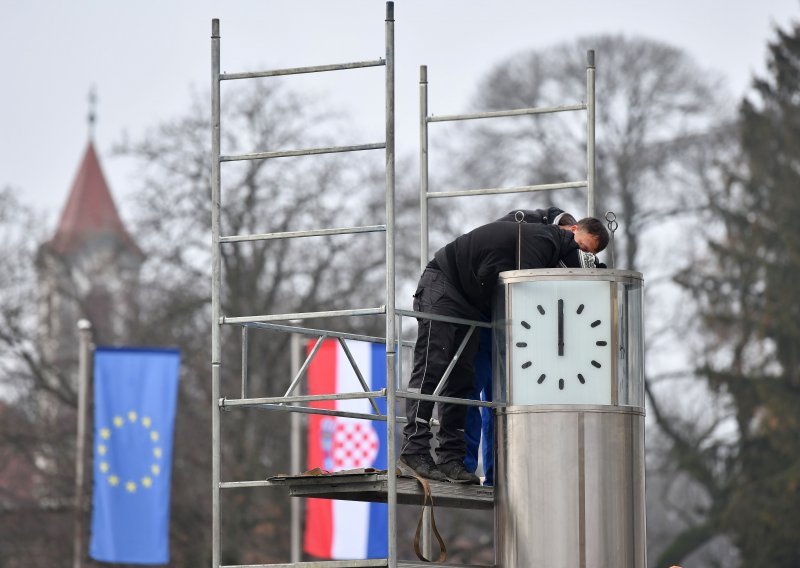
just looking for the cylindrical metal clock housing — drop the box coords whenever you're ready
[493,269,646,568]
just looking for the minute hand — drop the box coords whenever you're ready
[558,299,564,356]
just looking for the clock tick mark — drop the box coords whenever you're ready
[537,305,545,315]
[521,320,531,329]
[577,304,585,314]
[537,373,546,384]
[558,379,565,390]
[591,319,601,328]
[578,373,585,384]
[516,342,528,348]
[521,361,532,369]
[596,340,607,346]
[591,360,602,368]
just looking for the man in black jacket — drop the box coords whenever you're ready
[464,206,579,484]
[399,217,608,483]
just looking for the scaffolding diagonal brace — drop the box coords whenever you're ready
[338,337,383,416]
[431,325,476,398]
[282,336,326,399]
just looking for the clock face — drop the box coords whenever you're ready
[508,280,612,405]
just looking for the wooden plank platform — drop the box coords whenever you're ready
[224,561,491,568]
[268,471,494,510]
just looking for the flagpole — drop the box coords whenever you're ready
[73,319,93,568]
[290,332,302,563]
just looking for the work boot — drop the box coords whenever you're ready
[438,460,480,485]
[399,453,447,482]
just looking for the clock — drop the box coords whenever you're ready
[507,279,613,405]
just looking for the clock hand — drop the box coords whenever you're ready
[558,298,564,356]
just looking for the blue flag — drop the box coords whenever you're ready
[89,347,180,565]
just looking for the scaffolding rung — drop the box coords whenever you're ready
[242,321,388,343]
[219,480,280,489]
[220,224,386,244]
[236,321,415,349]
[220,400,436,426]
[396,390,494,408]
[222,306,386,325]
[426,180,588,199]
[221,142,385,162]
[394,308,491,328]
[222,390,386,407]
[220,58,386,81]
[227,402,400,423]
[398,563,490,568]
[428,102,587,123]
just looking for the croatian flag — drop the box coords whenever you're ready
[303,339,388,559]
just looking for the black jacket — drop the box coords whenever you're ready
[434,222,586,316]
[495,207,565,224]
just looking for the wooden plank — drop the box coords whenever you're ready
[223,561,490,568]
[269,472,493,510]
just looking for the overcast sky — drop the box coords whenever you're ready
[3,0,798,226]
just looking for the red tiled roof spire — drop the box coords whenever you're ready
[48,142,142,258]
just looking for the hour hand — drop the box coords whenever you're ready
[558,299,564,356]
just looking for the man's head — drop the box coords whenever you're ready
[563,217,609,254]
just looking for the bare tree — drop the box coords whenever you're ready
[0,188,78,566]
[440,35,729,266]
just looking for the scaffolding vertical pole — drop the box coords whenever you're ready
[419,65,429,272]
[241,328,249,398]
[586,49,596,218]
[384,3,398,568]
[210,18,222,568]
[290,333,302,564]
[420,64,435,559]
[72,319,92,568]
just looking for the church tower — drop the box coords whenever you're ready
[36,142,144,364]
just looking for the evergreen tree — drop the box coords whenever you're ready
[678,21,800,566]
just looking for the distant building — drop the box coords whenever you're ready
[36,142,144,364]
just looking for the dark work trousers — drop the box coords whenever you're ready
[401,266,481,465]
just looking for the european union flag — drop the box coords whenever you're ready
[89,347,180,565]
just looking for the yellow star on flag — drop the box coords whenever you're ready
[142,476,153,488]
[109,475,119,486]
[100,428,111,440]
[99,462,109,473]
[126,481,137,493]
[150,431,159,442]
[151,464,160,476]
[113,416,124,428]
[98,444,107,456]
[153,447,162,459]
[128,411,138,422]
[142,416,152,428]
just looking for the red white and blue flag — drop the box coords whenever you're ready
[303,339,388,559]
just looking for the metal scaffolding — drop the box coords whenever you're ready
[209,4,597,567]
[418,54,597,270]
[211,4,401,567]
